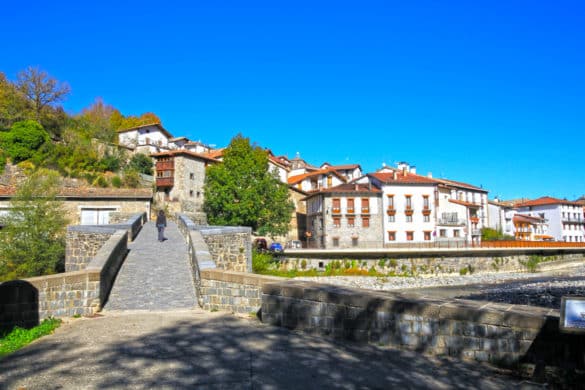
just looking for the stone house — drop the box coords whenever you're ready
[151,149,219,216]
[304,183,383,249]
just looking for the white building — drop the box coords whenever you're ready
[366,163,488,245]
[117,123,174,154]
[515,197,585,242]
[288,169,347,193]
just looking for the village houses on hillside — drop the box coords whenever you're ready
[3,122,583,247]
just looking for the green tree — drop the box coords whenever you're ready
[0,120,49,163]
[204,134,294,237]
[128,153,153,175]
[0,170,69,281]
[0,72,32,129]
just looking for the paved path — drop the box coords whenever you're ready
[0,310,528,390]
[105,221,197,311]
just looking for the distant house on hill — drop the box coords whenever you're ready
[117,123,174,154]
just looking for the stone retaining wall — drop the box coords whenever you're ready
[198,226,252,273]
[200,269,282,314]
[260,280,585,368]
[282,251,585,276]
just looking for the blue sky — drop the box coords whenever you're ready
[2,1,584,200]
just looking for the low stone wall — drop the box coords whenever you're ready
[0,230,128,330]
[200,269,282,314]
[261,281,585,368]
[198,226,252,273]
[282,250,585,276]
[65,227,119,272]
[107,212,146,242]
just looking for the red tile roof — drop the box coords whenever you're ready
[449,199,482,208]
[151,149,220,162]
[0,185,152,199]
[516,196,582,207]
[513,214,545,224]
[287,168,347,185]
[368,171,438,185]
[435,178,487,193]
[116,123,173,139]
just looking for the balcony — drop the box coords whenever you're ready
[361,207,370,214]
[346,208,355,214]
[404,209,414,216]
[470,217,479,224]
[422,208,431,216]
[437,218,466,226]
[332,207,341,214]
[471,229,481,236]
[387,208,396,216]
[156,177,174,187]
[156,161,174,170]
[563,217,584,224]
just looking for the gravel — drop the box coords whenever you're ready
[294,265,585,309]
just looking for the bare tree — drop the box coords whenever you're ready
[16,66,70,120]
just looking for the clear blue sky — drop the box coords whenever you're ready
[2,1,584,200]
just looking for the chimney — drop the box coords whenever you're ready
[403,167,407,177]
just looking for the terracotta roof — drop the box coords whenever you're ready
[201,149,225,159]
[449,199,482,208]
[288,168,347,185]
[435,178,487,193]
[326,164,361,171]
[151,149,220,162]
[516,196,582,208]
[368,172,438,185]
[0,185,152,199]
[302,183,381,200]
[513,214,546,224]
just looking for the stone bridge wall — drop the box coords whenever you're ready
[0,214,144,330]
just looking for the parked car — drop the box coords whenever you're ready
[286,240,302,249]
[269,242,283,253]
[253,238,268,252]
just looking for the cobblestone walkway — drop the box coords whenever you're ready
[104,221,197,311]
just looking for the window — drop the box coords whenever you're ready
[347,217,355,227]
[387,194,394,208]
[362,217,370,228]
[189,190,194,197]
[352,237,359,247]
[190,173,195,180]
[388,215,395,223]
[423,195,430,209]
[347,198,355,213]
[424,231,431,241]
[454,230,460,237]
[327,175,332,187]
[406,231,414,241]
[361,198,370,213]
[388,231,396,241]
[333,217,341,227]
[405,195,412,210]
[332,198,341,214]
[406,215,413,222]
[440,229,447,238]
[333,237,339,247]
[424,215,430,222]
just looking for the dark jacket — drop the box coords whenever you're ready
[156,213,167,227]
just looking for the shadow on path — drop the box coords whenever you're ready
[0,310,521,389]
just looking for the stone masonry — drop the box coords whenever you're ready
[65,227,118,272]
[260,280,582,368]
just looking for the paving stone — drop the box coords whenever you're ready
[104,221,197,311]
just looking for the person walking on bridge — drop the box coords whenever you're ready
[156,210,167,242]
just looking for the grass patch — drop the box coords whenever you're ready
[0,318,61,358]
[253,251,396,278]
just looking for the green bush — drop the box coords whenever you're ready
[0,120,49,163]
[111,175,122,188]
[92,175,108,188]
[300,259,307,270]
[0,318,61,357]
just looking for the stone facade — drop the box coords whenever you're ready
[282,250,585,275]
[260,280,579,368]
[199,269,281,314]
[65,228,118,272]
[200,227,252,273]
